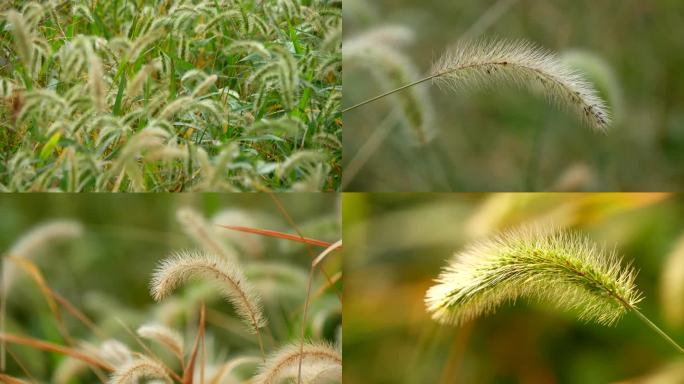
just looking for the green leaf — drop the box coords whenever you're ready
[39,132,62,160]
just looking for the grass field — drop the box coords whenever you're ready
[0,0,341,191]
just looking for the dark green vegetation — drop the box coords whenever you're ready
[0,0,341,191]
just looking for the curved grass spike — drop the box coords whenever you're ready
[344,38,611,132]
[425,228,684,353]
[150,250,267,359]
[109,356,172,384]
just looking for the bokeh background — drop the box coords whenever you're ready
[343,0,684,191]
[0,193,341,382]
[344,193,684,383]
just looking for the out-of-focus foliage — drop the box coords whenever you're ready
[0,193,341,382]
[343,0,684,191]
[0,0,341,192]
[344,193,684,383]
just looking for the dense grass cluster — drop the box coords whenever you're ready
[0,0,341,191]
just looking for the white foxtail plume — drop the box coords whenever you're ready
[137,323,184,363]
[430,39,611,131]
[88,54,105,112]
[227,40,271,58]
[151,250,266,335]
[99,340,133,367]
[191,74,218,97]
[127,30,163,62]
[108,356,171,384]
[276,151,327,180]
[344,38,611,134]
[4,220,83,260]
[209,356,263,383]
[274,47,299,110]
[126,60,162,101]
[6,11,34,70]
[159,96,192,119]
[253,342,342,384]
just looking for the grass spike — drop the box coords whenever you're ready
[425,227,684,353]
[6,11,34,70]
[345,38,610,132]
[150,250,267,335]
[108,356,171,384]
[136,323,184,364]
[253,342,341,384]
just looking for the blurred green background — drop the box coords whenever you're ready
[343,0,684,191]
[0,193,340,381]
[344,193,684,383]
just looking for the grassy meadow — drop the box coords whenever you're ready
[0,0,341,192]
[0,193,342,382]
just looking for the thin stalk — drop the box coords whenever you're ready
[297,240,343,384]
[631,307,684,353]
[342,62,489,113]
[297,262,315,384]
[256,326,266,363]
[342,74,439,113]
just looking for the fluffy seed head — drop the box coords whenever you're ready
[88,54,105,112]
[253,342,342,384]
[3,220,83,293]
[137,323,183,361]
[426,227,641,326]
[6,11,33,70]
[99,340,132,367]
[431,39,611,131]
[151,250,266,334]
[108,356,171,384]
[191,74,218,97]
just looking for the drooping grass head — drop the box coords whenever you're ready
[426,228,642,326]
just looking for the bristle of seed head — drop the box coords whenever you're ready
[430,39,611,131]
[253,342,341,384]
[426,227,641,326]
[150,250,266,334]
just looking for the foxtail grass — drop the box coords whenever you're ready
[344,38,611,135]
[425,228,684,353]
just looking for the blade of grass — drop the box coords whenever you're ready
[184,303,207,383]
[215,225,333,248]
[0,333,113,371]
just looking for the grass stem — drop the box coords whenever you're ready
[631,307,684,353]
[342,74,438,113]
